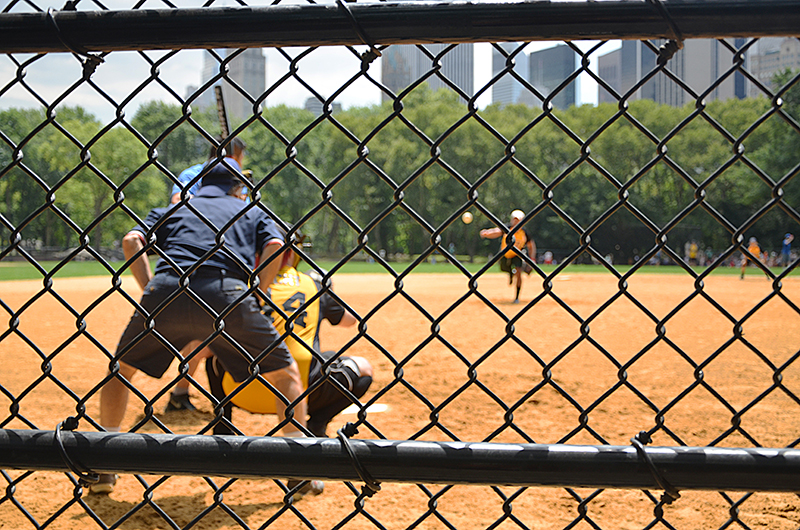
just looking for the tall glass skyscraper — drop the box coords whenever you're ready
[491,42,530,107]
[528,44,579,110]
[597,39,748,106]
[196,48,267,122]
[381,44,474,102]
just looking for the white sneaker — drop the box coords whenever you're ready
[287,479,324,501]
[88,474,118,495]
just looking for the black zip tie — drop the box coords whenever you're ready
[336,0,382,65]
[656,39,683,67]
[631,431,681,504]
[46,7,105,79]
[55,416,100,487]
[337,422,381,497]
[645,0,684,66]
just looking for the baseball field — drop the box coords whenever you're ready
[2,270,800,529]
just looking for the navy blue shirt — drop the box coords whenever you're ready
[132,183,282,281]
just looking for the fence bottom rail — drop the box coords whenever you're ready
[0,429,798,493]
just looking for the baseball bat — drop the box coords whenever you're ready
[214,85,231,139]
[215,85,253,187]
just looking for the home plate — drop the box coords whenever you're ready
[342,403,389,414]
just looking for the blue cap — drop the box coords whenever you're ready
[201,158,243,184]
[787,233,793,238]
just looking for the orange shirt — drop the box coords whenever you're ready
[503,228,529,259]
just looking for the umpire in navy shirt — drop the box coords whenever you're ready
[94,158,306,493]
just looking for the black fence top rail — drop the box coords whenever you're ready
[2,429,800,493]
[1,0,799,54]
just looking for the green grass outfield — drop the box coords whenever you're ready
[0,256,790,282]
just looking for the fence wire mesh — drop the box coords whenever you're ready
[2,0,800,528]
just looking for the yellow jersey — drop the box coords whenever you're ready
[222,266,322,413]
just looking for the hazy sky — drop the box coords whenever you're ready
[0,0,615,123]
[0,41,614,125]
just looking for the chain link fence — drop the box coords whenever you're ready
[3,0,800,528]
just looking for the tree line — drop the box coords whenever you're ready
[2,76,799,265]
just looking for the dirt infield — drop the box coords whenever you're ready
[2,271,800,529]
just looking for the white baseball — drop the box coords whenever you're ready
[462,212,473,224]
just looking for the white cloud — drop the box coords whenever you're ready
[0,49,203,123]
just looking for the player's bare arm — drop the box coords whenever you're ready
[480,227,503,239]
[338,310,358,328]
[256,240,284,301]
[122,231,153,290]
[263,358,308,431]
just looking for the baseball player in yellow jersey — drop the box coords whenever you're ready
[480,210,536,303]
[741,236,768,280]
[206,238,373,438]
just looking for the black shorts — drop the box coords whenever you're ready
[115,272,292,381]
[500,255,522,274]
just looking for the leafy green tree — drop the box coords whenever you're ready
[0,107,49,247]
[3,87,798,262]
[759,69,800,247]
[33,111,164,248]
[131,101,204,170]
[130,100,216,202]
[244,105,328,227]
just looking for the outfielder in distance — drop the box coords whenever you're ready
[480,210,536,304]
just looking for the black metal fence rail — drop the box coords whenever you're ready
[1,0,799,54]
[3,429,800,493]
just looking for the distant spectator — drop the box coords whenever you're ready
[782,233,794,267]
[688,241,699,266]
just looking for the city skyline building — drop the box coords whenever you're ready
[748,37,800,95]
[304,97,342,116]
[194,48,267,122]
[381,44,474,102]
[597,39,748,106]
[491,42,531,107]
[528,44,579,110]
[597,47,620,105]
[597,41,658,104]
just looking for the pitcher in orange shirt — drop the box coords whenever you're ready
[480,210,536,303]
